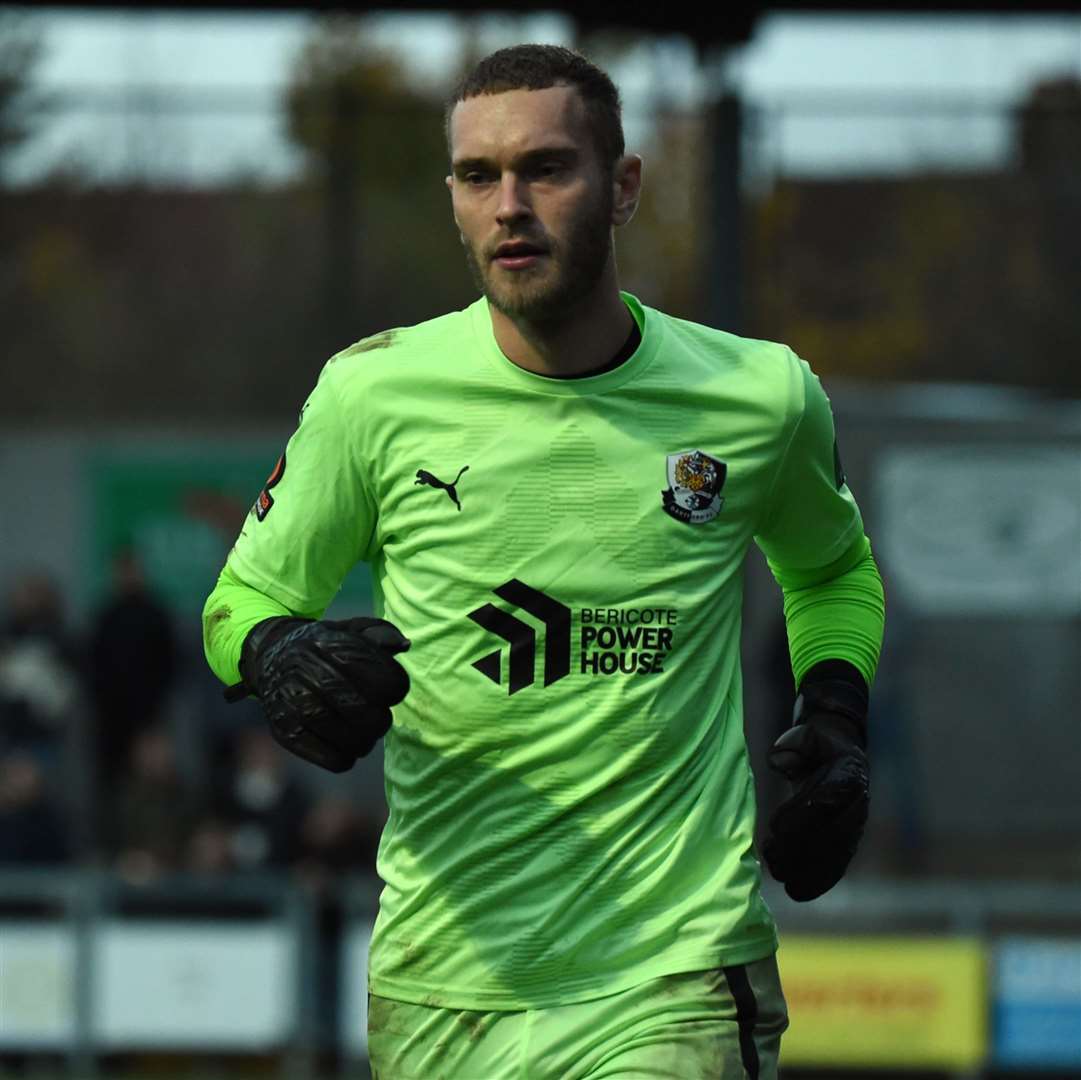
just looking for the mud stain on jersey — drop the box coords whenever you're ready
[455,1010,486,1041]
[397,939,421,969]
[205,605,232,644]
[334,330,399,361]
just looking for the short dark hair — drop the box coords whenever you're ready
[444,43,625,175]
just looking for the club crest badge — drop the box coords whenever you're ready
[661,450,727,525]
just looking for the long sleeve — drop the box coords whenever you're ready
[202,352,379,688]
[753,349,885,689]
[202,563,306,687]
[770,535,885,689]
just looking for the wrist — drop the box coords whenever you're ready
[795,663,869,750]
[239,616,311,687]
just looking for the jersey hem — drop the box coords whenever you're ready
[366,930,780,1012]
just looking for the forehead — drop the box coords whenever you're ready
[449,85,592,162]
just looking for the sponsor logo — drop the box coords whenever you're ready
[661,450,727,524]
[580,607,677,676]
[468,586,679,691]
[254,453,286,522]
[415,466,470,511]
[468,580,571,695]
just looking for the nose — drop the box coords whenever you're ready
[495,172,532,226]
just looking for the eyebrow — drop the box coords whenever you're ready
[451,146,581,175]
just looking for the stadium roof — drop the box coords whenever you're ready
[46,2,1081,51]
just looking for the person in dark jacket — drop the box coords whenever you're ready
[88,548,177,789]
[0,751,69,865]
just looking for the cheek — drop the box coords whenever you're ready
[455,201,484,234]
[553,186,606,237]
[560,201,605,248]
[452,213,476,247]
[450,191,473,227]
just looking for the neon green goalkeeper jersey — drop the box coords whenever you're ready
[214,292,869,1010]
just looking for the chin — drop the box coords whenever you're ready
[497,264,581,308]
[489,290,571,322]
[486,278,563,320]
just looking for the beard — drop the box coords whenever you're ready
[460,183,615,325]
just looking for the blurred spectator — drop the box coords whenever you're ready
[108,726,200,884]
[88,547,177,790]
[0,751,69,865]
[294,794,382,891]
[215,727,311,872]
[0,572,80,765]
[185,816,236,877]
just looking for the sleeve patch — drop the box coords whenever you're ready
[254,452,286,522]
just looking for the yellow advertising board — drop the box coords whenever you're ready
[777,935,987,1068]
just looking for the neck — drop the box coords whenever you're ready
[487,267,633,378]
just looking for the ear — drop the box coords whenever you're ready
[611,154,643,228]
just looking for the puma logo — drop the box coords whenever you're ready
[415,466,470,511]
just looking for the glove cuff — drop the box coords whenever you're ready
[794,668,869,750]
[224,616,311,703]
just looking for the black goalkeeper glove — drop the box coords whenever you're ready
[762,669,869,902]
[224,616,411,773]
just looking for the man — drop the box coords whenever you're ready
[203,43,884,1079]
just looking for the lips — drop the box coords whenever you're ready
[493,241,547,259]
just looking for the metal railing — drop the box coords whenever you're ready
[1,869,1078,1077]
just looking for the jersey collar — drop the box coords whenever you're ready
[470,291,659,396]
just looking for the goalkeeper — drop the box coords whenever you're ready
[203,43,883,1079]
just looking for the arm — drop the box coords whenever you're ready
[202,562,306,689]
[201,358,370,690]
[753,351,886,900]
[754,349,885,693]
[201,359,409,772]
[771,536,885,693]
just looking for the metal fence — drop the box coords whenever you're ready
[2,869,1078,1076]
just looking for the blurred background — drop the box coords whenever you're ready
[0,4,1078,1078]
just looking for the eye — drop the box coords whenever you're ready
[463,172,493,186]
